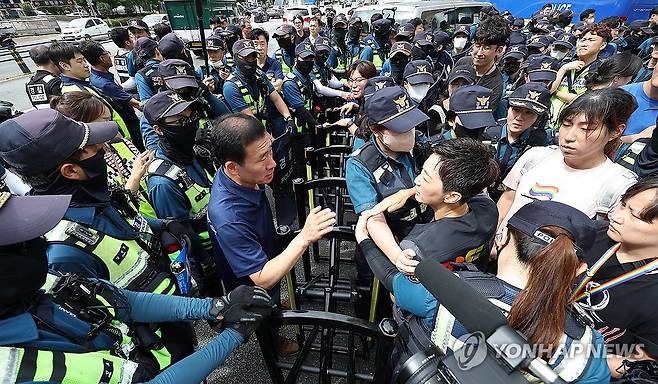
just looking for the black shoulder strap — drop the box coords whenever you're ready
[457,271,506,300]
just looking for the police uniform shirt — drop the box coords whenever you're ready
[261,55,284,82]
[282,68,314,110]
[135,59,161,102]
[580,223,658,357]
[400,195,497,266]
[26,69,62,107]
[622,82,658,136]
[222,71,276,114]
[207,167,277,292]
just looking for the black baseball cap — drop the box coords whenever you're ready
[144,90,199,125]
[364,76,396,100]
[528,35,552,49]
[553,33,576,49]
[295,41,315,59]
[404,60,434,85]
[513,18,525,28]
[414,32,434,47]
[397,23,415,39]
[447,64,476,85]
[273,24,295,37]
[526,55,560,82]
[629,20,654,34]
[314,36,331,52]
[508,82,551,115]
[0,109,118,176]
[508,200,596,259]
[348,16,363,26]
[365,86,428,133]
[503,45,528,60]
[158,32,186,58]
[206,36,225,51]
[159,59,198,90]
[233,39,258,57]
[433,31,450,47]
[453,25,470,38]
[0,192,71,246]
[128,19,149,31]
[508,32,527,46]
[372,18,392,33]
[449,85,497,129]
[134,37,158,59]
[390,41,412,57]
[333,14,348,27]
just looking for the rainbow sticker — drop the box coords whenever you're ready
[528,183,559,201]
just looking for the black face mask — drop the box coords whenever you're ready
[454,123,483,140]
[296,60,315,76]
[334,28,347,44]
[0,238,49,318]
[411,46,427,60]
[277,36,294,51]
[327,16,334,27]
[390,55,410,83]
[374,30,390,44]
[236,57,258,80]
[348,26,361,42]
[503,61,521,75]
[315,54,329,65]
[158,113,201,165]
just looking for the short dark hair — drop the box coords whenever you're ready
[347,60,377,81]
[580,8,595,21]
[310,16,321,25]
[109,27,130,48]
[431,138,499,202]
[210,15,221,25]
[153,23,173,40]
[50,91,107,123]
[474,15,510,46]
[621,176,658,223]
[293,14,304,24]
[582,23,612,43]
[78,40,105,66]
[585,52,642,89]
[29,45,52,65]
[409,17,423,27]
[651,5,658,17]
[541,3,552,10]
[210,113,267,165]
[48,42,81,70]
[249,27,269,42]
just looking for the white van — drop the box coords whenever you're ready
[60,17,111,42]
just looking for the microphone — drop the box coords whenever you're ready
[415,258,566,384]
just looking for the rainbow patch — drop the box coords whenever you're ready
[528,183,559,201]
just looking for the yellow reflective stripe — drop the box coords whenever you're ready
[32,350,53,381]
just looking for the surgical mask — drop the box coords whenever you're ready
[296,60,315,76]
[211,59,226,70]
[550,48,567,61]
[236,57,257,79]
[407,83,430,103]
[453,37,467,50]
[381,128,415,153]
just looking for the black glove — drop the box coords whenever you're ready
[209,285,276,338]
[285,116,295,133]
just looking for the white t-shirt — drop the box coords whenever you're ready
[501,146,637,227]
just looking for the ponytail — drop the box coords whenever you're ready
[507,226,580,357]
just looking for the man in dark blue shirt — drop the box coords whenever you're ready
[207,113,336,355]
[250,28,284,92]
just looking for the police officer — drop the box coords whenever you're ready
[272,24,297,75]
[127,19,151,74]
[362,18,392,71]
[0,192,275,383]
[411,31,435,62]
[109,27,137,94]
[346,17,372,65]
[251,28,284,92]
[381,41,412,84]
[196,35,228,95]
[450,25,471,62]
[394,23,415,43]
[442,85,497,141]
[496,45,528,119]
[549,33,577,63]
[326,14,351,79]
[25,45,62,109]
[134,37,164,102]
[482,82,553,201]
[428,31,454,83]
[313,36,351,111]
[402,60,441,137]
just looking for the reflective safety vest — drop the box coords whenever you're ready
[25,71,60,109]
[45,218,178,295]
[350,141,421,237]
[60,83,131,140]
[147,159,213,251]
[549,62,598,128]
[224,51,234,70]
[137,61,164,98]
[331,44,350,75]
[427,269,594,383]
[615,139,647,172]
[275,49,293,75]
[114,49,130,84]
[367,41,388,71]
[283,72,313,133]
[226,75,267,120]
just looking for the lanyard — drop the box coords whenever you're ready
[571,243,658,302]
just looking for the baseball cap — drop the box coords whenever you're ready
[144,90,199,125]
[528,35,552,49]
[526,55,560,82]
[571,21,587,33]
[295,41,315,59]
[372,18,392,33]
[128,19,149,31]
[0,192,71,246]
[348,16,363,26]
[273,24,295,37]
[508,82,551,115]
[414,31,434,47]
[364,76,396,100]
[134,37,158,59]
[390,41,412,57]
[433,31,450,47]
[365,86,429,133]
[396,23,415,39]
[158,32,186,58]
[503,45,528,60]
[553,33,577,49]
[206,36,225,51]
[508,200,596,259]
[449,85,497,129]
[158,59,198,90]
[404,60,434,85]
[629,20,654,34]
[233,39,258,57]
[447,64,476,85]
[454,25,470,38]
[513,18,525,28]
[508,31,527,46]
[0,109,118,176]
[333,14,348,27]
[314,36,331,52]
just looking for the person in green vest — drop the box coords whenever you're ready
[273,24,297,75]
[0,193,276,384]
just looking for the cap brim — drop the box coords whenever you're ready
[86,120,120,145]
[553,41,573,49]
[298,51,315,59]
[382,107,429,133]
[457,110,496,129]
[237,48,258,57]
[528,71,556,82]
[504,52,525,60]
[164,76,199,90]
[406,73,434,85]
[448,74,474,84]
[0,194,71,245]
[160,99,198,120]
[508,99,546,114]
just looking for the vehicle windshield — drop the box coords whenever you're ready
[142,15,163,23]
[67,19,88,28]
[288,7,308,15]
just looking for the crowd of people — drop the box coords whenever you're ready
[2,2,658,383]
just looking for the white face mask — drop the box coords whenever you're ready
[210,60,225,70]
[407,83,431,102]
[550,48,567,61]
[381,128,415,153]
[454,37,468,50]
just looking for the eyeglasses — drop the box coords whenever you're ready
[348,77,366,83]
